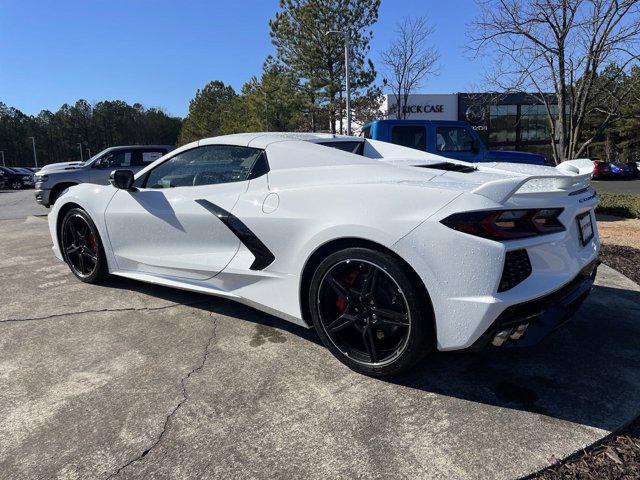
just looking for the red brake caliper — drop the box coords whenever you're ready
[87,232,97,252]
[336,270,359,312]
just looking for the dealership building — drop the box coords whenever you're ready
[380,93,556,159]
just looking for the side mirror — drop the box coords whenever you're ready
[109,170,136,190]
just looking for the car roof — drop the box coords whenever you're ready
[198,132,363,150]
[363,119,466,127]
[102,145,174,152]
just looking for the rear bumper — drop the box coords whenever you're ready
[468,259,599,350]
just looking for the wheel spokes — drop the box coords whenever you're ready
[326,273,350,298]
[319,259,411,366]
[326,313,357,333]
[77,250,86,273]
[63,215,98,277]
[360,265,378,297]
[362,325,378,363]
[65,244,81,254]
[372,308,409,327]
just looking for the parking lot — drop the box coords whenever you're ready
[1,189,640,479]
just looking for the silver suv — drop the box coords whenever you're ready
[34,145,173,207]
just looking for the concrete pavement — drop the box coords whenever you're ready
[0,213,639,479]
[0,188,48,220]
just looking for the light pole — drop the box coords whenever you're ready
[28,137,38,168]
[326,30,351,136]
[0,151,4,167]
[78,143,84,162]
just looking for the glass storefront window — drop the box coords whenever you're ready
[521,104,550,141]
[489,105,517,143]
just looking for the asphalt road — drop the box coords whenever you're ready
[1,192,640,479]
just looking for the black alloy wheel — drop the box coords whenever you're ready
[309,248,433,376]
[60,208,108,283]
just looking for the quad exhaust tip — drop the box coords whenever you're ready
[491,324,529,347]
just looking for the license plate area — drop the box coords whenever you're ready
[576,211,594,246]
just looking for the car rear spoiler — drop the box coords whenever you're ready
[471,159,594,204]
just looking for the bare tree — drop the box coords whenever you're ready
[380,17,440,119]
[469,0,640,164]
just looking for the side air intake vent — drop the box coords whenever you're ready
[414,162,477,173]
[498,250,532,292]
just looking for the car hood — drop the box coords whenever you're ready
[38,161,86,173]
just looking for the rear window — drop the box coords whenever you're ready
[391,126,426,151]
[317,141,364,155]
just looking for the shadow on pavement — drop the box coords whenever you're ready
[102,276,640,432]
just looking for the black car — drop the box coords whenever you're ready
[0,166,35,190]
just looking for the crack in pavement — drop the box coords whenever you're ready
[104,311,219,479]
[0,301,211,324]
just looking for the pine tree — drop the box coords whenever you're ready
[269,0,381,133]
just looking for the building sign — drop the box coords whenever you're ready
[382,94,458,121]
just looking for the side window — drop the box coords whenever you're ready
[103,151,133,168]
[436,127,474,152]
[145,145,264,189]
[391,126,426,151]
[141,150,165,164]
[132,150,166,167]
[362,126,372,139]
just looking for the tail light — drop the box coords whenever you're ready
[441,208,564,240]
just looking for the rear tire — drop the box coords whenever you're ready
[60,208,108,284]
[308,247,434,377]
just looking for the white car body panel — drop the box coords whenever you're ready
[48,133,600,348]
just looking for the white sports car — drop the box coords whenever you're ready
[48,133,600,376]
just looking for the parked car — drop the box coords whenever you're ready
[0,170,5,189]
[34,145,173,207]
[47,132,598,376]
[592,160,636,180]
[0,166,35,190]
[362,119,548,165]
[12,167,36,184]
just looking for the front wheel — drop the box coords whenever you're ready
[10,180,22,190]
[308,248,434,377]
[60,208,108,283]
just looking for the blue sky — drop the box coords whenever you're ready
[0,0,484,117]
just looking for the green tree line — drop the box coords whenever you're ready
[0,100,181,167]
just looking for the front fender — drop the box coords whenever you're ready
[48,183,118,269]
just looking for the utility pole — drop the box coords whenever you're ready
[86,147,91,158]
[78,143,84,162]
[326,30,352,136]
[28,137,38,168]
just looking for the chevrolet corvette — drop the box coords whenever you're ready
[47,133,600,376]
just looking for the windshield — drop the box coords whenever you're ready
[83,148,111,165]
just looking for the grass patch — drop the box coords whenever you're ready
[596,193,640,219]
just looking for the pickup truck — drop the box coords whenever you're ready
[34,145,173,207]
[361,119,547,165]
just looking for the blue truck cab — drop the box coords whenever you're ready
[361,119,547,165]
